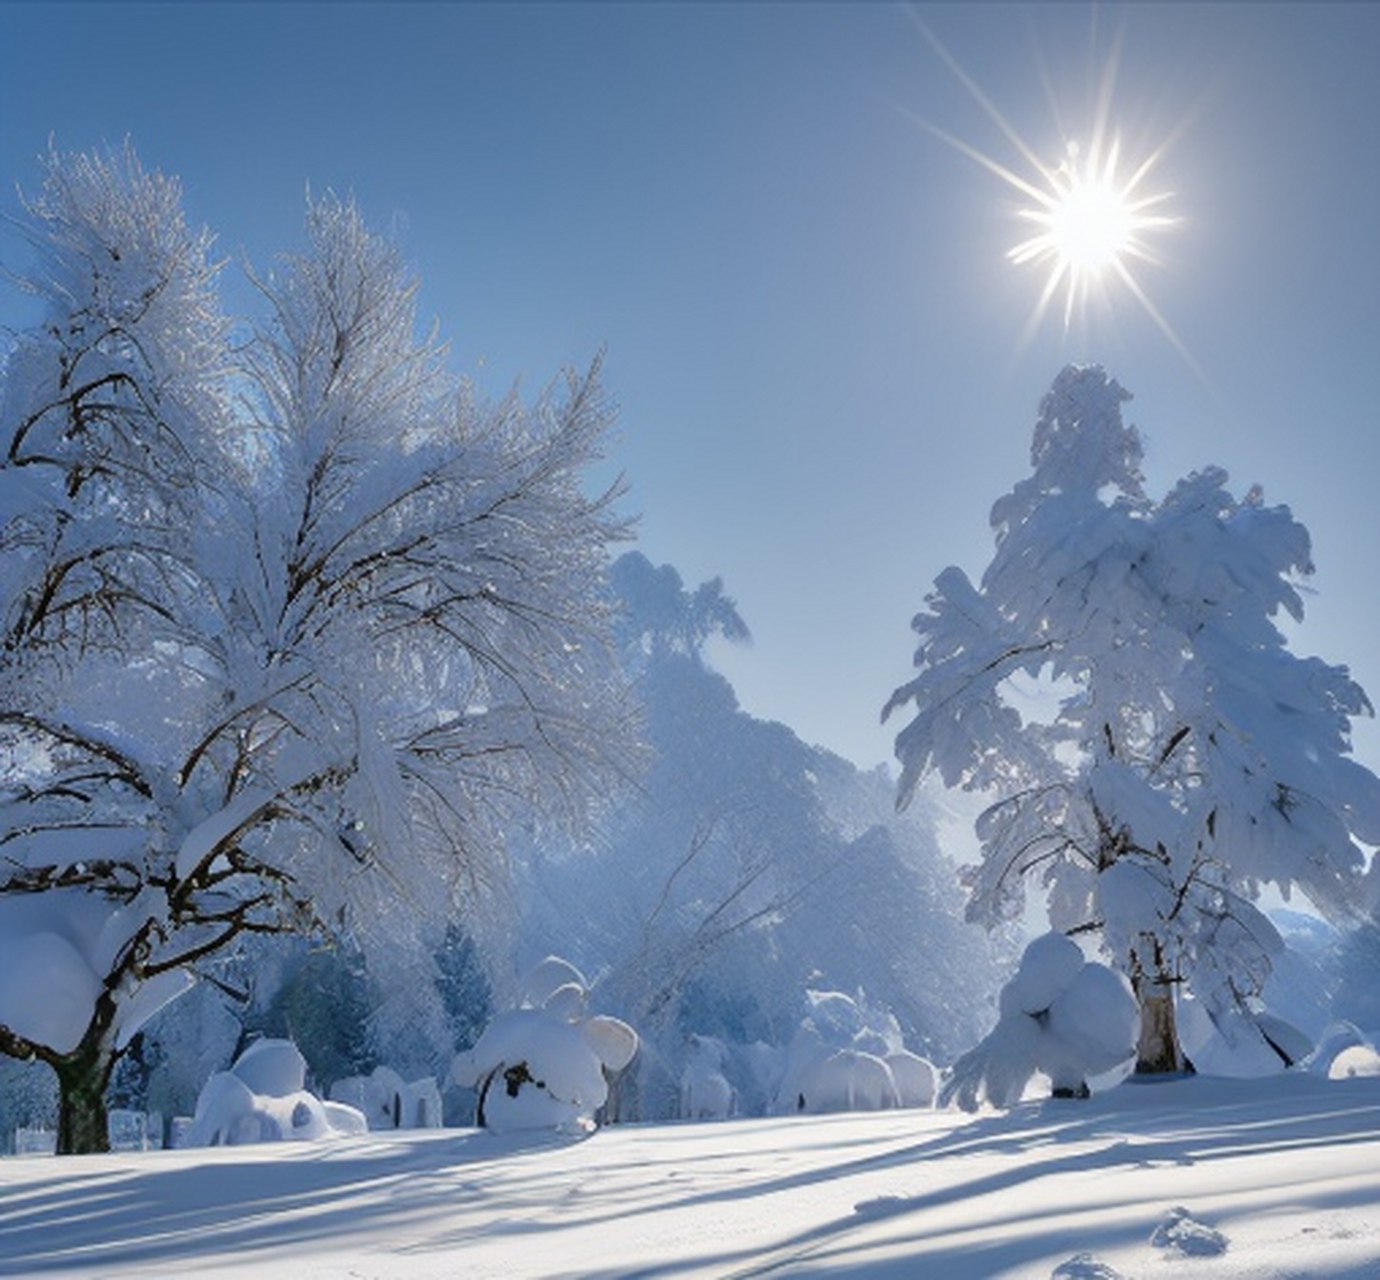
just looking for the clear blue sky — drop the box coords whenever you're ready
[2,3,1378,772]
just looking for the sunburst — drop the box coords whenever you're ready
[1009,135,1179,331]
[907,14,1190,361]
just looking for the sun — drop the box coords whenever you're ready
[1009,137,1179,331]
[907,14,1190,361]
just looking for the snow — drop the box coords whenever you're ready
[329,1067,443,1130]
[945,934,1138,1109]
[183,1040,367,1148]
[0,931,100,1054]
[1328,1045,1380,1080]
[451,958,639,1134]
[3,1073,1380,1277]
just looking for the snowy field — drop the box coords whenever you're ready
[3,1074,1379,1279]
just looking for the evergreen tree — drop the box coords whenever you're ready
[885,365,1380,1072]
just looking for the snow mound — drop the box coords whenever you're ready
[184,1038,366,1147]
[772,989,936,1115]
[1051,1254,1125,1279]
[1150,1205,1229,1257]
[453,956,638,1133]
[229,1038,307,1097]
[886,1049,937,1108]
[798,1049,899,1114]
[330,1066,443,1129]
[1328,1044,1380,1079]
[942,933,1137,1110]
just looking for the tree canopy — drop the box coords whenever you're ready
[0,146,633,1150]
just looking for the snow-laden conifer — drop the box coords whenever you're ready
[885,365,1380,1074]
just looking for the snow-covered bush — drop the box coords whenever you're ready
[679,1035,735,1120]
[451,958,638,1133]
[329,1066,443,1130]
[1176,992,1312,1078]
[184,1039,366,1147]
[886,1048,938,1108]
[774,989,936,1115]
[941,933,1137,1111]
[796,1049,898,1113]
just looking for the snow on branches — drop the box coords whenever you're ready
[885,365,1380,1072]
[0,145,633,1150]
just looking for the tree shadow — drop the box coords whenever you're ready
[0,1127,584,1273]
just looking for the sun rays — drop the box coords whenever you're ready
[907,12,1192,365]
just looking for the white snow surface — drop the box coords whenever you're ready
[4,1073,1380,1277]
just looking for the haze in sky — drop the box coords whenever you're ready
[1,3,1377,771]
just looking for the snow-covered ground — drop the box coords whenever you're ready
[4,1074,1379,1278]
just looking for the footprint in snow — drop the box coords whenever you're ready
[1150,1205,1229,1257]
[1051,1252,1124,1279]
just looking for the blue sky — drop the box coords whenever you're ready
[1,3,1378,771]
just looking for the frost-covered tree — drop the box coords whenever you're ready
[884,365,1380,1074]
[517,554,998,1119]
[0,147,632,1151]
[609,551,750,660]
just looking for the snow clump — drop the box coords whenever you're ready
[1327,1044,1380,1079]
[774,989,936,1114]
[941,932,1137,1111]
[184,1039,367,1147]
[1050,1254,1125,1279]
[1149,1205,1229,1257]
[452,956,638,1133]
[329,1065,443,1129]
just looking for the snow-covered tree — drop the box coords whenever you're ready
[884,365,1380,1074]
[516,554,999,1119]
[609,550,750,660]
[0,147,632,1152]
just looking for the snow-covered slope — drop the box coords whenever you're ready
[3,1074,1379,1277]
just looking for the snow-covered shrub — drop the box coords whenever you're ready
[452,957,638,1133]
[1176,992,1312,1078]
[679,1035,735,1120]
[797,1049,898,1114]
[941,933,1137,1111]
[886,1049,938,1108]
[330,1066,443,1130]
[184,1039,367,1147]
[773,989,935,1114]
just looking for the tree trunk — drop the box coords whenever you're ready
[52,1033,116,1155]
[1130,935,1190,1076]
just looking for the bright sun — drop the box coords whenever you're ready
[1008,137,1178,330]
[909,15,1189,359]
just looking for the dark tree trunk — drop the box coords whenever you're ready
[1130,935,1190,1076]
[52,1033,116,1155]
